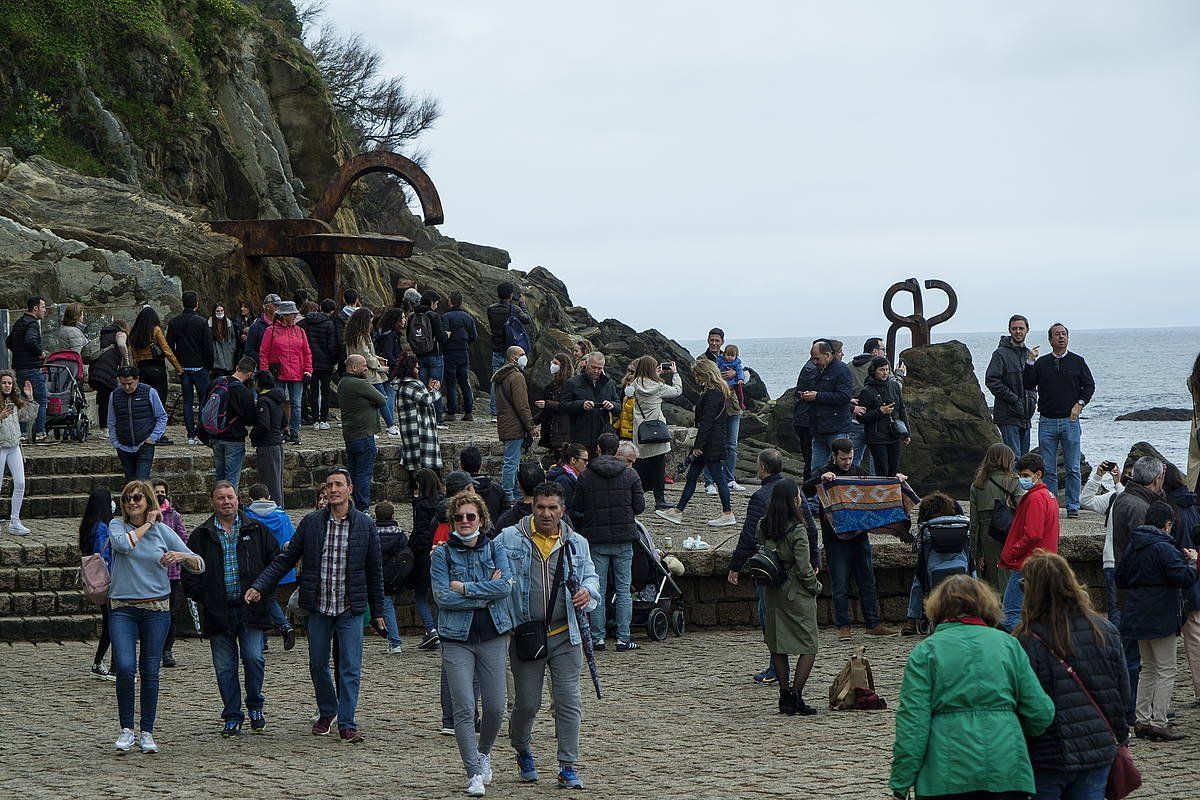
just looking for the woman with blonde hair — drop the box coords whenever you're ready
[627,355,681,510]
[107,480,204,754]
[57,302,89,353]
[890,575,1055,800]
[572,339,594,370]
[969,442,1022,595]
[655,358,735,531]
[0,370,37,534]
[1014,551,1130,798]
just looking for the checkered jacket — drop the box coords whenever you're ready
[396,378,442,470]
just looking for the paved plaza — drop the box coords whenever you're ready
[3,627,1199,799]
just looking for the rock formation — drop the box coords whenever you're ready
[1115,408,1192,422]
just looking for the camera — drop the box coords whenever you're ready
[659,362,672,372]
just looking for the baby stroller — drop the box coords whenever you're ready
[912,514,971,634]
[611,520,685,642]
[41,350,90,442]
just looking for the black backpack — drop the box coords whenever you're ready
[380,527,414,593]
[744,544,788,587]
[407,311,436,355]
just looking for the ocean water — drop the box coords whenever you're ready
[681,328,1199,469]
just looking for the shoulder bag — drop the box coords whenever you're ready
[512,520,565,661]
[1029,633,1141,800]
[633,392,671,444]
[987,477,1017,544]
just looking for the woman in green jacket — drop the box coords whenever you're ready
[890,575,1055,800]
[756,479,821,716]
[968,443,1022,597]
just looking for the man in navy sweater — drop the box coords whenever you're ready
[1023,323,1096,518]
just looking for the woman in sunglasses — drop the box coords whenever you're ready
[430,491,513,797]
[107,480,204,754]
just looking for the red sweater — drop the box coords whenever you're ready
[1000,482,1060,570]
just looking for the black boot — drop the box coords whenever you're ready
[794,691,817,716]
[778,685,797,715]
[653,489,671,511]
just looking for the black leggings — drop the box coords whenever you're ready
[305,370,333,422]
[634,453,666,495]
[94,604,111,665]
[868,442,900,477]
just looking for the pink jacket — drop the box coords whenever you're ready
[259,320,313,382]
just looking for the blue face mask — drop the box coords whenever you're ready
[1018,476,1035,491]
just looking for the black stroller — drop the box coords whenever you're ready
[601,521,686,642]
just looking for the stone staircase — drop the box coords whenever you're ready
[0,536,99,641]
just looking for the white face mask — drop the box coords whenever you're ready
[451,529,481,545]
[549,362,560,375]
[215,312,225,319]
[517,355,528,370]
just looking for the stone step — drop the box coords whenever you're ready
[0,589,92,616]
[0,540,78,568]
[0,613,101,642]
[0,564,79,590]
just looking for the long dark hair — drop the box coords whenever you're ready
[344,307,374,350]
[78,488,113,556]
[210,304,229,342]
[413,468,443,505]
[761,479,802,541]
[130,307,161,350]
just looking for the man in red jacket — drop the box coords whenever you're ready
[1000,452,1061,629]
[258,301,313,445]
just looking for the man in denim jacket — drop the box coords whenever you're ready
[495,481,600,790]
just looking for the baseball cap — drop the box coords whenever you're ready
[263,293,282,305]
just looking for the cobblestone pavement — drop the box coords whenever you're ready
[3,628,1199,799]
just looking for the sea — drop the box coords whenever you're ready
[681,328,1199,470]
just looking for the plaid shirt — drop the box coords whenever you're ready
[318,515,350,616]
[396,378,442,470]
[216,516,242,602]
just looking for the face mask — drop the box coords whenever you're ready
[451,529,481,545]
[110,500,117,515]
[549,362,560,375]
[215,312,225,319]
[517,355,528,370]
[1018,476,1035,491]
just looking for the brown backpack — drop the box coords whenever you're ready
[828,645,877,710]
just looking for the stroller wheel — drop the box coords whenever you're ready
[646,607,669,642]
[917,618,932,636]
[671,609,685,637]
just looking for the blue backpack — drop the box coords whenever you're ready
[504,309,531,352]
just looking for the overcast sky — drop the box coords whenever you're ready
[322,1,1199,340]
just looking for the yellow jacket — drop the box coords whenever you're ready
[617,396,635,440]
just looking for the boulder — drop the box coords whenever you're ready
[765,388,805,456]
[1125,441,1177,471]
[898,341,999,498]
[1030,445,1093,502]
[1115,408,1192,422]
[744,367,770,403]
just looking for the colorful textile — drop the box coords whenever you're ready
[816,478,919,540]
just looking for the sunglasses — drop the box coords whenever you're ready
[123,494,144,504]
[452,513,478,523]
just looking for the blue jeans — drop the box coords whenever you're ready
[414,589,436,632]
[267,598,289,630]
[380,596,403,647]
[211,440,246,487]
[345,436,377,511]
[488,352,505,416]
[826,535,881,628]
[999,424,1031,457]
[1003,570,1025,630]
[419,354,445,423]
[757,584,787,673]
[373,383,395,428]
[1122,634,1141,717]
[1032,765,1111,800]
[208,606,266,723]
[306,610,364,730]
[117,445,155,481]
[846,423,870,470]
[501,437,523,502]
[109,606,171,732]
[724,414,741,484]
[1038,416,1081,512]
[810,432,850,474]
[1104,567,1120,628]
[443,350,473,415]
[590,542,634,643]
[16,368,46,436]
[282,380,304,436]
[180,368,211,438]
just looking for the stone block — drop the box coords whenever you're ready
[11,593,34,615]
[31,591,58,614]
[879,594,910,624]
[20,543,47,566]
[15,570,40,591]
[0,568,16,591]
[0,617,23,640]
[717,601,754,626]
[0,543,23,566]
[57,591,85,614]
[722,579,757,600]
[691,602,718,626]
[0,594,11,614]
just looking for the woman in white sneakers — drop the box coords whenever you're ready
[0,370,37,535]
[107,480,203,754]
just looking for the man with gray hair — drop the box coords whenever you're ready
[617,440,639,469]
[560,352,621,454]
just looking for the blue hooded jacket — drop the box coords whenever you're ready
[246,500,297,585]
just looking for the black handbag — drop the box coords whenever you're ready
[890,418,910,439]
[513,544,564,662]
[633,394,671,444]
[987,477,1016,544]
[744,544,788,587]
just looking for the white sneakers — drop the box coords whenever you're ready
[729,481,747,492]
[114,728,136,752]
[480,753,494,785]
[682,536,711,551]
[705,484,718,495]
[387,425,401,436]
[436,424,449,430]
[466,774,486,796]
[316,421,331,431]
[387,644,404,655]
[186,437,199,446]
[140,731,158,753]
[654,508,683,524]
[8,519,30,536]
[707,512,736,527]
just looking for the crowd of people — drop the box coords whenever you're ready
[10,284,1200,798]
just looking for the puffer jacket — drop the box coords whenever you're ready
[1167,484,1200,612]
[616,395,635,440]
[493,362,534,442]
[258,320,313,382]
[858,374,907,444]
[986,335,1037,428]
[0,400,37,449]
[251,505,385,619]
[547,464,579,520]
[573,454,645,545]
[805,358,853,436]
[559,372,621,449]
[298,311,338,373]
[790,359,820,429]
[691,387,729,463]
[1017,615,1130,772]
[250,388,285,447]
[1115,524,1198,640]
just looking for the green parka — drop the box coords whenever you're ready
[889,621,1055,798]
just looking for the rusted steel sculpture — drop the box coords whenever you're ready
[883,278,958,367]
[211,152,444,302]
